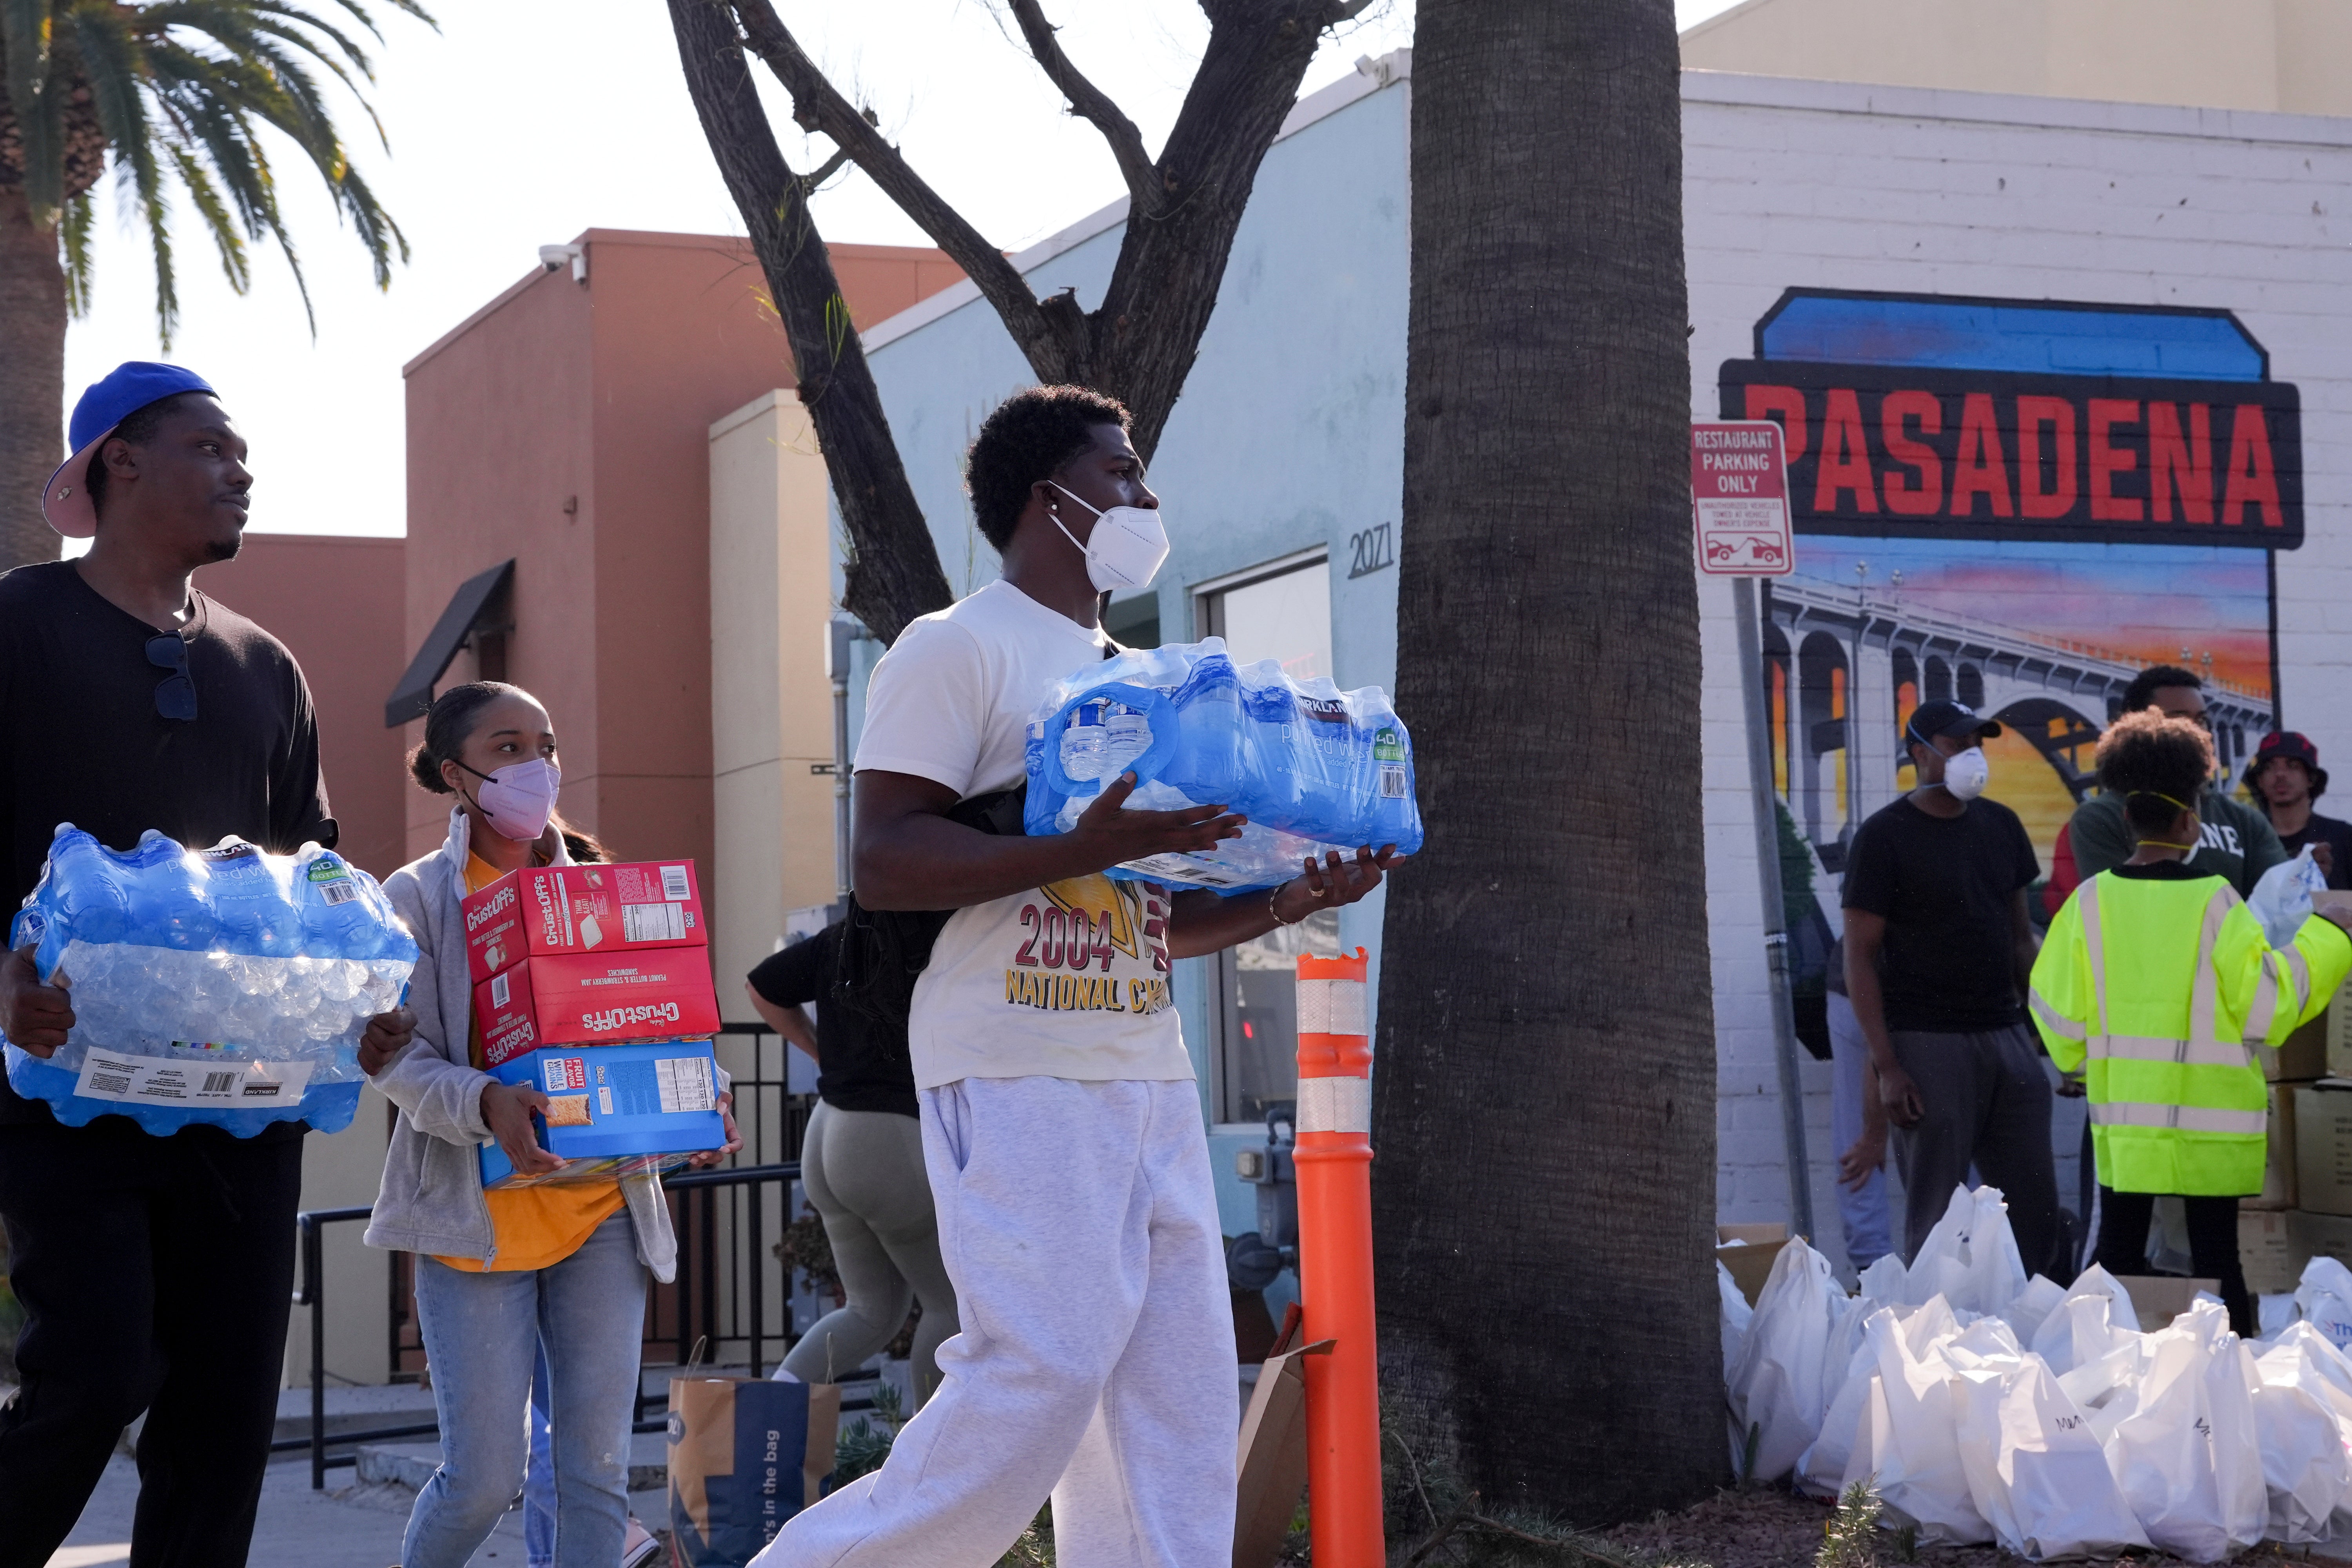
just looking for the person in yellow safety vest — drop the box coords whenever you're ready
[2029,708,2352,1336]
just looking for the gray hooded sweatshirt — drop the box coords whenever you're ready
[361,807,687,1279]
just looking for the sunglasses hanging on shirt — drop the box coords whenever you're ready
[147,633,196,721]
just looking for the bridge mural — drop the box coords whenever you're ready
[1720,290,2302,897]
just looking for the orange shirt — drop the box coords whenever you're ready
[432,853,625,1273]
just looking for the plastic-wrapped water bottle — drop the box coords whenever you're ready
[4,826,419,1136]
[1025,637,1424,891]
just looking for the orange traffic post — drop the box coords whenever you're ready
[1294,944,1381,1567]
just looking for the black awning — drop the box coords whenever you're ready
[384,559,515,727]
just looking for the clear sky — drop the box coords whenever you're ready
[57,0,1746,541]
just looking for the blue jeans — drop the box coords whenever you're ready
[1828,992,1893,1270]
[526,1344,556,1568]
[403,1213,647,1568]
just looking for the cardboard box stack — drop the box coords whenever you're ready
[462,860,726,1187]
[2245,988,2352,1293]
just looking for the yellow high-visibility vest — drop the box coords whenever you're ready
[2029,869,2350,1196]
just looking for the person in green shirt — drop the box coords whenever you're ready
[2067,665,2284,899]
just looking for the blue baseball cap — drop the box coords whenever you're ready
[44,361,218,538]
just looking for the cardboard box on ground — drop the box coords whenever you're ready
[1717,1223,1789,1307]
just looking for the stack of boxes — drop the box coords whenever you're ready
[462,861,727,1187]
[2242,993,2352,1294]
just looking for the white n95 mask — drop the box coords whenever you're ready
[1942,746,1990,802]
[1049,482,1169,592]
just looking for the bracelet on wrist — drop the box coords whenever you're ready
[1269,884,1307,927]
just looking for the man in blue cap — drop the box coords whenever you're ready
[0,364,414,1566]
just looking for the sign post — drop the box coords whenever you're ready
[1693,422,1815,1245]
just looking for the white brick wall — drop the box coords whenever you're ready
[1685,72,2352,1272]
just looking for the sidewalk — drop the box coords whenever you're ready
[48,1450,531,1568]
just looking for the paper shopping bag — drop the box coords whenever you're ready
[667,1376,841,1567]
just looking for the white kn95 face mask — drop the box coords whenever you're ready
[1049,482,1170,592]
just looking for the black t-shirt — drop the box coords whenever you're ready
[1841,794,2040,1033]
[746,924,916,1118]
[2278,813,2352,892]
[0,562,334,1138]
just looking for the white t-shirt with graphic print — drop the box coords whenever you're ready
[853,579,1191,1090]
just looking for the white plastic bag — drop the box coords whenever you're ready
[2250,1369,2348,1543]
[1949,1345,2148,1559]
[1997,1275,2067,1348]
[1844,1298,1993,1544]
[2102,1301,2265,1563]
[2250,845,2327,949]
[1725,1240,1841,1484]
[1718,1259,1753,1381]
[2295,1255,2352,1354]
[1800,1299,1916,1499]
[1902,1185,2028,1316]
[2031,1266,2140,1378]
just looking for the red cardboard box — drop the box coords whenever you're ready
[463,861,707,985]
[473,949,722,1067]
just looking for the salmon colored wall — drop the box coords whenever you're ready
[399,230,961,923]
[194,534,408,880]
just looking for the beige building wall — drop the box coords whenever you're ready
[1681,0,2352,116]
[708,391,842,1027]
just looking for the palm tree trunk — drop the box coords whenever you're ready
[1370,0,1722,1526]
[0,191,64,576]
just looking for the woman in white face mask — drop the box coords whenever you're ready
[359,682,736,1568]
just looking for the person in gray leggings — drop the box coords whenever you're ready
[748,923,960,1401]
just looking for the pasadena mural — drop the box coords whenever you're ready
[1718,290,2299,908]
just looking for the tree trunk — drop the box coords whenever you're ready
[1370,0,1720,1527]
[666,0,952,644]
[0,190,62,577]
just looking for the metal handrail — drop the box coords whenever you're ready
[287,1161,802,1489]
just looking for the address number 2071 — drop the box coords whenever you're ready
[1347,523,1396,579]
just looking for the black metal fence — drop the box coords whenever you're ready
[291,1024,815,1488]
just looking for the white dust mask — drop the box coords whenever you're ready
[1048,482,1169,592]
[459,757,561,842]
[1942,746,1990,802]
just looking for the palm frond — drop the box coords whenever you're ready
[49,0,425,340]
[168,144,250,291]
[3,0,64,218]
[60,189,93,314]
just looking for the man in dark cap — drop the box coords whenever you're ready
[1836,699,2060,1274]
[2247,731,2352,890]
[0,363,414,1566]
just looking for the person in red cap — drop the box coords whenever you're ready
[0,363,414,1566]
[2246,731,2352,891]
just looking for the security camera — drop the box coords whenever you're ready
[537,243,587,284]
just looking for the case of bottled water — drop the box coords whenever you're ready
[1024,638,1423,891]
[4,825,419,1135]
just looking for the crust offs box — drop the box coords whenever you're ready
[474,949,722,1067]
[479,1038,725,1188]
[463,861,707,986]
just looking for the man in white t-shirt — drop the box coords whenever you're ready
[759,386,1396,1568]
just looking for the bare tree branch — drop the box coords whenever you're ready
[1326,0,1378,20]
[724,0,1086,383]
[666,0,952,643]
[1004,0,1164,220]
[799,141,855,196]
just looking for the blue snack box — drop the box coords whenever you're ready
[479,1037,726,1189]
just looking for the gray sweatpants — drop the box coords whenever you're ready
[757,1076,1236,1568]
[1887,1022,2060,1279]
[782,1100,961,1403]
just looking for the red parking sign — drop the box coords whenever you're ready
[1692,421,1793,576]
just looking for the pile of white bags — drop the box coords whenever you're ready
[1723,1184,2352,1563]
